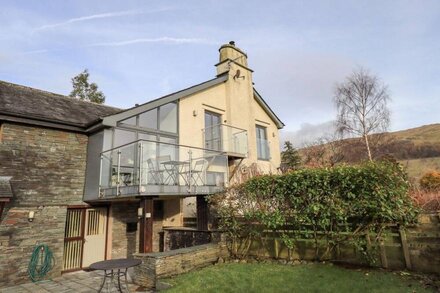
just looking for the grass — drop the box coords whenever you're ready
[401,157,440,183]
[164,263,434,293]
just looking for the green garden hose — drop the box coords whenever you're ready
[28,244,54,282]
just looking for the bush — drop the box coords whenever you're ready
[419,171,440,191]
[411,188,440,212]
[209,161,418,262]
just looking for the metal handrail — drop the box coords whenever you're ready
[101,138,227,155]
[201,123,247,133]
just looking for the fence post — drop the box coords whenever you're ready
[379,237,388,269]
[399,227,412,270]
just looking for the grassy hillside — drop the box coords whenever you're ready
[298,123,440,181]
[401,157,440,183]
[392,123,440,145]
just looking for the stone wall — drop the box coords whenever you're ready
[162,228,222,251]
[133,243,227,289]
[0,123,88,287]
[111,202,140,259]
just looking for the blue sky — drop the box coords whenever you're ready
[1,0,439,146]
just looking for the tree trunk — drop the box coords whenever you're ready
[364,134,373,161]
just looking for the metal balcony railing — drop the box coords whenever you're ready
[202,124,248,157]
[99,140,229,198]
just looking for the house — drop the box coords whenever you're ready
[0,41,284,287]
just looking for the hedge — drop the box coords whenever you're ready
[209,161,419,262]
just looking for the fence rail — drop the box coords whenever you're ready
[234,213,440,274]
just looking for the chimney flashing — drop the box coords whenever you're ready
[214,58,254,73]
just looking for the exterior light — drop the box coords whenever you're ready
[137,207,143,219]
[28,211,35,222]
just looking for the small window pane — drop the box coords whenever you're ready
[114,129,136,148]
[139,109,158,129]
[138,133,157,141]
[159,136,177,160]
[159,103,177,133]
[119,116,136,126]
[256,126,269,160]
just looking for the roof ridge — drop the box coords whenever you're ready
[0,80,122,111]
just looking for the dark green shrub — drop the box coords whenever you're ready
[209,162,418,261]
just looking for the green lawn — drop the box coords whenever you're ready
[164,263,434,293]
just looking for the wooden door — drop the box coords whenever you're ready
[82,208,107,267]
[63,208,85,272]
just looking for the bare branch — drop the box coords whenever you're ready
[334,67,391,161]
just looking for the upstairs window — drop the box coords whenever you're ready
[116,102,177,134]
[159,103,177,133]
[256,125,270,160]
[120,116,136,126]
[139,109,157,129]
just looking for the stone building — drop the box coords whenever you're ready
[0,42,284,287]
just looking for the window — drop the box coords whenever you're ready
[139,109,157,129]
[116,103,177,134]
[256,125,270,160]
[113,129,136,170]
[113,129,136,148]
[204,111,222,151]
[120,116,136,126]
[159,136,177,160]
[159,103,177,133]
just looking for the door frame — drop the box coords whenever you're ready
[204,110,223,151]
[62,205,109,273]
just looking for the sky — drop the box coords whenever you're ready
[1,0,439,147]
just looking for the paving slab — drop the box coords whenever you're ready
[0,270,152,293]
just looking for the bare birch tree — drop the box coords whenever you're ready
[334,68,390,161]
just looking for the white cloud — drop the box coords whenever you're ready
[86,37,217,48]
[280,121,337,148]
[34,8,174,32]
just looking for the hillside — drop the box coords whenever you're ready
[298,123,440,181]
[391,124,440,145]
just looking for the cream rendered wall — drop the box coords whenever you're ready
[179,64,281,171]
[178,83,227,148]
[179,59,282,216]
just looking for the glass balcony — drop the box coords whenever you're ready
[202,124,248,158]
[99,140,229,198]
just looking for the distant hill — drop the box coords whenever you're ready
[299,123,440,182]
[390,124,440,182]
[391,124,440,145]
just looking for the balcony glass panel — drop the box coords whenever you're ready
[203,124,248,157]
[99,140,228,198]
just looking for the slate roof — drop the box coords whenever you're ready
[0,177,13,198]
[0,80,122,130]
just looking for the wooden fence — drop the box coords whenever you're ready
[242,213,440,274]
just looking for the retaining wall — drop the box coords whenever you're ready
[133,243,227,289]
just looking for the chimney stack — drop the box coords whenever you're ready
[216,41,250,75]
